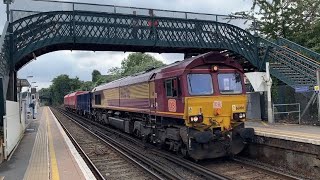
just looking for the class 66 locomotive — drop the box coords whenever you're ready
[64,51,255,160]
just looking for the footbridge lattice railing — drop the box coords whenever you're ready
[0,1,320,102]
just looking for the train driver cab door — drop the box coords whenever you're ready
[164,77,180,113]
[149,73,157,114]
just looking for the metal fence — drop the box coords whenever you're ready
[273,103,301,124]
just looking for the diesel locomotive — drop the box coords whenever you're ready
[64,51,254,160]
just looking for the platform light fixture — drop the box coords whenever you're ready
[3,0,14,4]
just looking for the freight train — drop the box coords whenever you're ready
[64,52,254,160]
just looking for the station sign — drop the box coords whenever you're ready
[294,86,309,93]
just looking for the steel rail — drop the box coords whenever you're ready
[151,149,230,180]
[232,157,303,180]
[60,108,305,180]
[57,108,231,180]
[54,107,181,180]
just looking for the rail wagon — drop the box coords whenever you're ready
[76,91,91,117]
[64,91,86,111]
[87,51,254,160]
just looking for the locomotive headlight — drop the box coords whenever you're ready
[212,65,219,72]
[189,115,203,123]
[193,116,199,122]
[233,113,246,120]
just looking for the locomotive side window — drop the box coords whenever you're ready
[218,73,242,94]
[95,94,101,105]
[165,78,178,97]
[187,74,213,95]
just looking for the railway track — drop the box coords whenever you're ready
[53,107,304,180]
[200,158,303,180]
[52,108,162,180]
[52,107,228,180]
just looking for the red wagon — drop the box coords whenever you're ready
[64,91,86,111]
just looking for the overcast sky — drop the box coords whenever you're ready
[0,0,252,90]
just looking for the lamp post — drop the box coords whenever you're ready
[26,76,33,92]
[31,82,37,93]
[3,0,14,21]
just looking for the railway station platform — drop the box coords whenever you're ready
[245,120,320,145]
[244,120,320,178]
[0,107,95,180]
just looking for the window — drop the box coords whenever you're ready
[187,74,213,95]
[165,78,178,97]
[218,73,243,94]
[95,94,101,105]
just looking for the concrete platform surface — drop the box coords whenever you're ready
[246,120,320,145]
[0,107,95,180]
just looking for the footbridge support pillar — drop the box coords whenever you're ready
[6,70,17,102]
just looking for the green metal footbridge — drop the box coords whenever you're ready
[1,1,320,104]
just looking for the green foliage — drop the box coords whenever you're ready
[109,52,165,78]
[50,74,82,105]
[38,87,52,105]
[292,20,320,53]
[91,70,101,82]
[91,69,116,86]
[79,81,94,91]
[235,0,320,41]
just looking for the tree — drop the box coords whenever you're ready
[109,52,165,78]
[293,19,320,53]
[235,0,320,40]
[50,74,82,105]
[91,69,116,86]
[92,70,101,82]
[79,81,94,91]
[38,88,52,105]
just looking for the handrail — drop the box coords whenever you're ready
[273,103,301,124]
[277,38,320,62]
[31,0,247,19]
[260,38,320,68]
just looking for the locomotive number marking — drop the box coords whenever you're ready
[213,101,222,108]
[232,104,245,111]
[168,99,177,112]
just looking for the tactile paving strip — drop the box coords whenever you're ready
[23,111,49,180]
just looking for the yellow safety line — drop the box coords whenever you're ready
[46,107,60,180]
[261,121,269,127]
